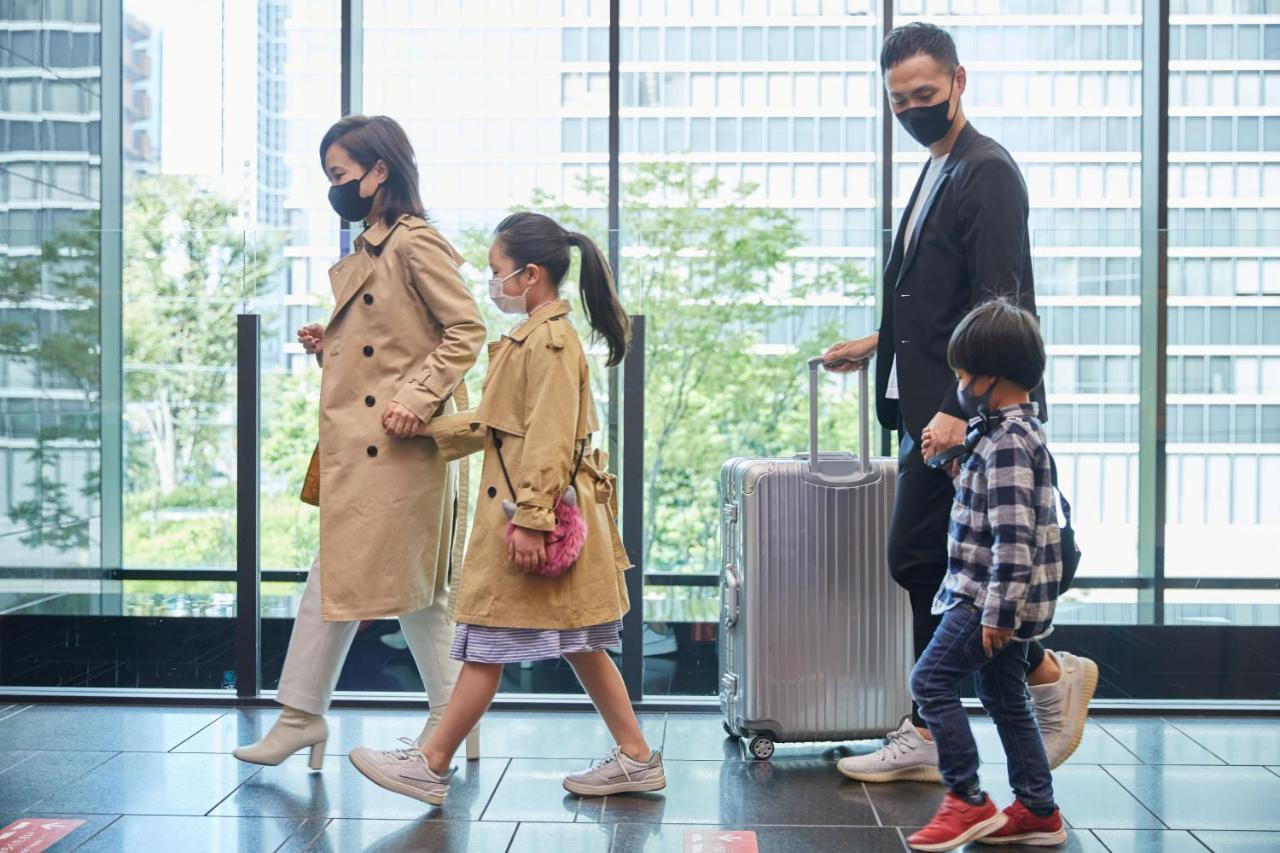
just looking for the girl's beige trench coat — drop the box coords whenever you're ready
[431,300,632,630]
[314,214,485,621]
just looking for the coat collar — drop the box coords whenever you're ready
[355,214,412,250]
[893,122,983,288]
[506,299,572,343]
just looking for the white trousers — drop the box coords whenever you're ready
[275,559,461,716]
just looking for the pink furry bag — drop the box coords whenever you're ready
[494,432,588,577]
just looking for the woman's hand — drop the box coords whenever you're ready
[509,525,547,573]
[297,323,326,355]
[382,401,425,438]
[823,333,877,372]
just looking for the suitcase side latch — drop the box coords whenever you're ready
[722,564,740,629]
[720,671,738,705]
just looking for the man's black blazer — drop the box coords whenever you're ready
[874,121,1047,440]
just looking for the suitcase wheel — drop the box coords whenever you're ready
[747,735,775,761]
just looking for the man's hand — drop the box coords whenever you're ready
[382,401,425,438]
[921,411,967,463]
[509,526,547,572]
[982,626,1014,658]
[297,323,325,355]
[822,332,878,373]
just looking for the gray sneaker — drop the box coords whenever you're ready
[563,747,666,797]
[1030,650,1099,769]
[837,716,942,783]
[349,738,454,806]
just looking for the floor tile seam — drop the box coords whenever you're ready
[1268,766,1280,779]
[167,710,233,753]
[1162,718,1232,765]
[476,757,514,823]
[274,816,331,853]
[63,812,124,852]
[1190,829,1274,850]
[1088,720,1147,765]
[1183,829,1219,852]
[600,821,902,829]
[860,781,885,828]
[504,821,521,853]
[20,750,125,814]
[202,763,266,817]
[893,825,911,851]
[1098,763,1172,831]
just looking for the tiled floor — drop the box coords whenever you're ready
[0,705,1277,852]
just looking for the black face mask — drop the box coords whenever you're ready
[327,169,377,222]
[895,78,956,147]
[956,376,997,421]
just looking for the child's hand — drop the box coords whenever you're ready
[382,401,425,438]
[982,626,1014,657]
[509,525,546,572]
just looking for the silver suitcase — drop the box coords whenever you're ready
[718,359,913,759]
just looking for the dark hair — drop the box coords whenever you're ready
[493,212,631,367]
[880,22,959,75]
[319,115,424,226]
[947,299,1046,392]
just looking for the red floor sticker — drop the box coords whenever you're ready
[0,819,84,853]
[684,830,759,853]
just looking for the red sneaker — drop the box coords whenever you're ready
[976,800,1069,846]
[907,791,1008,852]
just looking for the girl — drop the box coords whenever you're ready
[349,212,664,806]
[235,115,485,769]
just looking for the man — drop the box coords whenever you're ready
[824,22,1097,784]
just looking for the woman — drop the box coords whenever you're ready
[234,115,485,769]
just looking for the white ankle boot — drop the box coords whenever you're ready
[234,706,328,770]
[416,704,481,761]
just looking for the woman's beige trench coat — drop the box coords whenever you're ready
[315,214,485,621]
[431,300,632,630]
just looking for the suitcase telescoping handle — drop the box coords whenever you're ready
[805,356,874,486]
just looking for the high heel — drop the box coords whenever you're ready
[308,739,327,770]
[465,726,481,761]
[233,706,328,768]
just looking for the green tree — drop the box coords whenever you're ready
[123,176,278,496]
[0,214,103,553]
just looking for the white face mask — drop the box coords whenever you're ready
[488,267,529,315]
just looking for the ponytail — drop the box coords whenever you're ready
[493,212,632,367]
[566,232,631,367]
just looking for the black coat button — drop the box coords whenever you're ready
[364,395,375,407]
[363,293,374,305]
[363,345,374,357]
[487,486,497,498]
[366,446,378,457]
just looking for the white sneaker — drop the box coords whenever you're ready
[837,717,942,784]
[349,738,454,806]
[563,747,667,797]
[1030,650,1099,769]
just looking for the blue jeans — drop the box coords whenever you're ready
[909,602,1056,813]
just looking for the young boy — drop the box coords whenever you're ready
[906,299,1068,852]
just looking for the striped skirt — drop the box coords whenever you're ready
[450,619,622,664]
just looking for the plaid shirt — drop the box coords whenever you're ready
[933,403,1062,641]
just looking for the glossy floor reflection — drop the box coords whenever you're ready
[0,706,1276,851]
